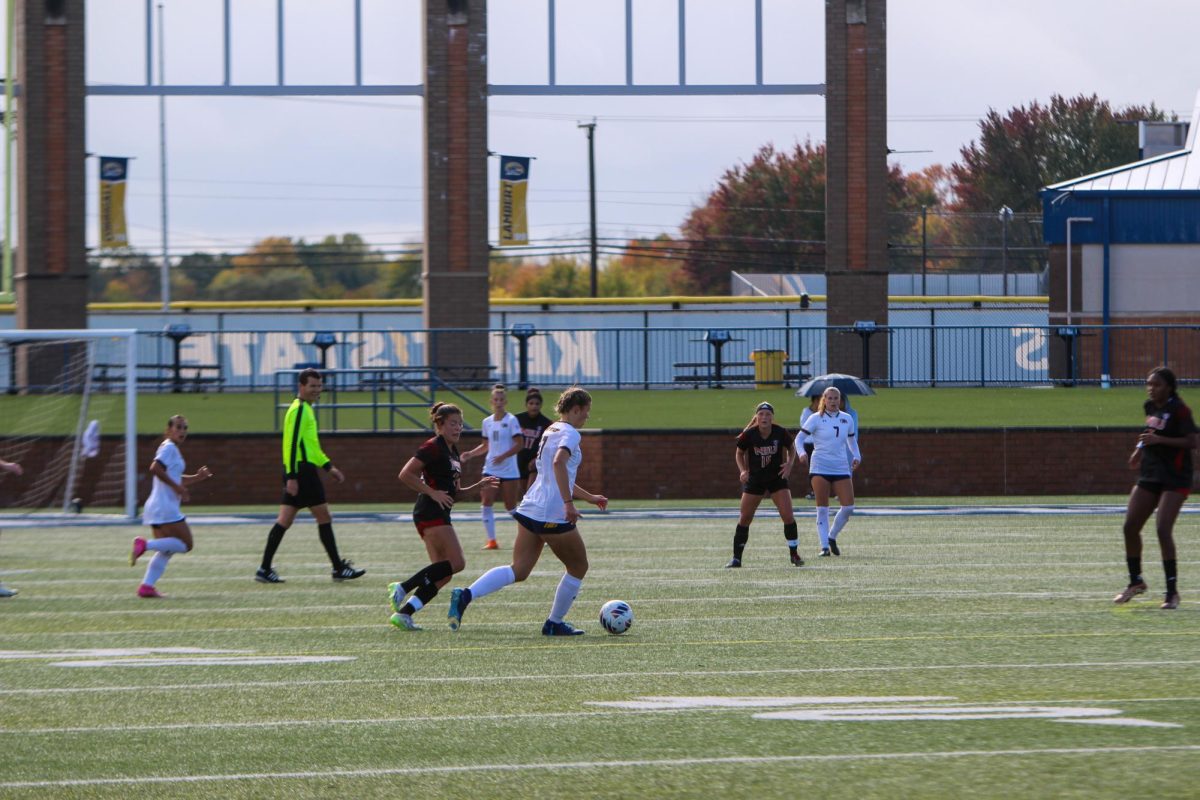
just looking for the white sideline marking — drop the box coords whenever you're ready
[4,660,1199,696]
[6,696,1195,737]
[592,696,1180,728]
[0,647,246,660]
[3,746,1199,789]
[51,656,355,668]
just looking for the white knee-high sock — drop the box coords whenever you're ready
[146,537,188,554]
[468,565,515,601]
[548,574,583,623]
[830,505,855,539]
[816,507,830,549]
[142,552,172,586]
[481,506,496,541]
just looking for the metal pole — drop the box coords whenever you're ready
[1064,216,1093,326]
[578,119,598,297]
[157,2,170,311]
[2,0,14,298]
[999,205,1012,296]
[920,205,927,296]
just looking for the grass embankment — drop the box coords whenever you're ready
[0,386,1150,435]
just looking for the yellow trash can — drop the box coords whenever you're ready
[750,350,786,390]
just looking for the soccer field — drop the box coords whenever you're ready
[2,509,1199,798]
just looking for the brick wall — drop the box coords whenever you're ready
[1,428,1156,509]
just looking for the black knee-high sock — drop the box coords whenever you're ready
[400,561,453,614]
[318,522,342,567]
[783,522,798,550]
[1164,559,1178,594]
[733,525,750,560]
[1127,556,1143,585]
[261,523,287,570]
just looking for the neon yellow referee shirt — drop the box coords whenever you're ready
[282,398,331,479]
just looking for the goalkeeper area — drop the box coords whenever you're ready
[1,509,1197,797]
[0,330,138,519]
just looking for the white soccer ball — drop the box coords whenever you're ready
[599,599,633,635]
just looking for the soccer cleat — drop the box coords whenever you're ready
[390,612,423,630]
[137,583,164,598]
[0,584,17,598]
[818,548,832,557]
[255,567,285,584]
[542,619,585,636]
[447,587,466,631]
[388,581,406,614]
[789,551,804,567]
[829,539,841,556]
[1113,581,1147,604]
[1161,591,1181,610]
[482,539,499,550]
[332,560,366,581]
[725,558,742,568]
[129,537,147,566]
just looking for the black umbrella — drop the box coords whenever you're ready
[795,373,875,398]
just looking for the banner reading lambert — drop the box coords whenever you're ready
[99,157,130,249]
[498,155,530,246]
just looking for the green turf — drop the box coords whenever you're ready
[0,386,1152,435]
[0,511,1197,798]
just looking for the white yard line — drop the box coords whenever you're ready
[3,659,1199,696]
[3,746,1199,789]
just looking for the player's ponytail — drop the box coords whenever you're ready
[555,386,592,416]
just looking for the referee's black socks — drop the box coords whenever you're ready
[318,522,342,568]
[261,523,287,571]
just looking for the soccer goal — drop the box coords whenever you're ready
[0,329,138,519]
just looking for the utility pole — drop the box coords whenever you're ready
[578,119,598,297]
[998,205,1013,297]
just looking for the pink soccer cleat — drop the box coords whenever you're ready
[137,583,164,599]
[129,537,148,567]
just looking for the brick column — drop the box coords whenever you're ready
[825,0,888,379]
[423,0,490,376]
[13,1,87,388]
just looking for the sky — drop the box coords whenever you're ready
[8,0,1200,258]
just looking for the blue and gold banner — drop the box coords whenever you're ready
[99,157,130,249]
[498,155,530,246]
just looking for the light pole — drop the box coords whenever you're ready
[577,119,597,298]
[157,2,170,311]
[998,205,1012,296]
[1064,216,1093,325]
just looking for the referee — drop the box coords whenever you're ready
[256,368,365,584]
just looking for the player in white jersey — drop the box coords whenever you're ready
[448,387,608,636]
[129,416,212,597]
[462,385,523,549]
[797,387,861,557]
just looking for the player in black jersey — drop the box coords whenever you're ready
[389,402,498,630]
[1114,367,1197,610]
[727,402,802,568]
[515,387,554,496]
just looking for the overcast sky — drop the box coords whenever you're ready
[8,0,1200,256]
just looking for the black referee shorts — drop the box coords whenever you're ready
[282,463,328,509]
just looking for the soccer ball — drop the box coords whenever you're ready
[599,599,633,635]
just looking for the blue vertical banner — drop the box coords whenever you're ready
[99,157,130,249]
[498,156,530,246]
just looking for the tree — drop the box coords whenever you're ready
[175,252,232,293]
[207,237,317,300]
[599,235,695,296]
[372,252,422,299]
[952,94,1168,212]
[298,233,383,298]
[681,141,827,293]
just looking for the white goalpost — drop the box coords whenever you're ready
[0,329,138,519]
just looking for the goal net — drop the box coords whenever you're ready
[0,330,138,518]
